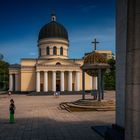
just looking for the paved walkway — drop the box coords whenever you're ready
[0,91,115,140]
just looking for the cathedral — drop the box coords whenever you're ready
[9,13,112,93]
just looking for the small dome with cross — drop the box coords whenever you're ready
[81,38,109,77]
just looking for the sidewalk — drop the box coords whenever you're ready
[0,92,115,140]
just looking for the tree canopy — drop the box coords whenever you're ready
[0,60,9,90]
[104,58,116,90]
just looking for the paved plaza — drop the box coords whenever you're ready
[0,91,115,140]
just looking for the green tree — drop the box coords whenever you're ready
[104,58,116,90]
[0,60,9,90]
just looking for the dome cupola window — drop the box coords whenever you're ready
[46,46,50,55]
[60,47,63,55]
[53,46,57,55]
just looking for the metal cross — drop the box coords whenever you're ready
[92,38,99,51]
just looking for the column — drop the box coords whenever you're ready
[75,71,80,91]
[44,71,48,92]
[82,70,85,100]
[61,71,64,91]
[68,71,72,91]
[9,74,13,91]
[124,0,140,139]
[36,71,40,92]
[91,76,98,100]
[15,74,18,91]
[52,71,56,91]
[116,0,127,128]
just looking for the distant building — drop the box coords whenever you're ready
[95,50,113,60]
[9,13,113,92]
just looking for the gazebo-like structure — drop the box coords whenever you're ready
[81,39,110,101]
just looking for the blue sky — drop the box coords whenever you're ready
[0,0,115,64]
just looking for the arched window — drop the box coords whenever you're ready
[53,46,57,55]
[46,46,50,55]
[60,47,63,55]
[56,62,61,65]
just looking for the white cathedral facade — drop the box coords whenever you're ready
[9,13,112,93]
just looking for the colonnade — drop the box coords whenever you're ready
[9,71,97,92]
[36,71,80,92]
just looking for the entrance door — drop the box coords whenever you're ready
[40,83,44,92]
[13,74,15,91]
[56,80,60,91]
[72,83,74,91]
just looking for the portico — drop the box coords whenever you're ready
[36,70,81,92]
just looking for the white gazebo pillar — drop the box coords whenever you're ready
[44,71,48,92]
[9,74,13,91]
[68,71,72,91]
[36,71,40,92]
[75,71,80,91]
[15,74,18,91]
[52,71,56,91]
[61,71,64,91]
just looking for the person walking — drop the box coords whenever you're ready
[8,91,11,96]
[9,99,15,123]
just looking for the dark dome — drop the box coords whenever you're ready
[38,21,68,40]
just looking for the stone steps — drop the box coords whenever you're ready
[59,100,115,112]
[59,102,71,112]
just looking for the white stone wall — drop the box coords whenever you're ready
[125,0,140,139]
[116,0,127,128]
[117,0,140,139]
